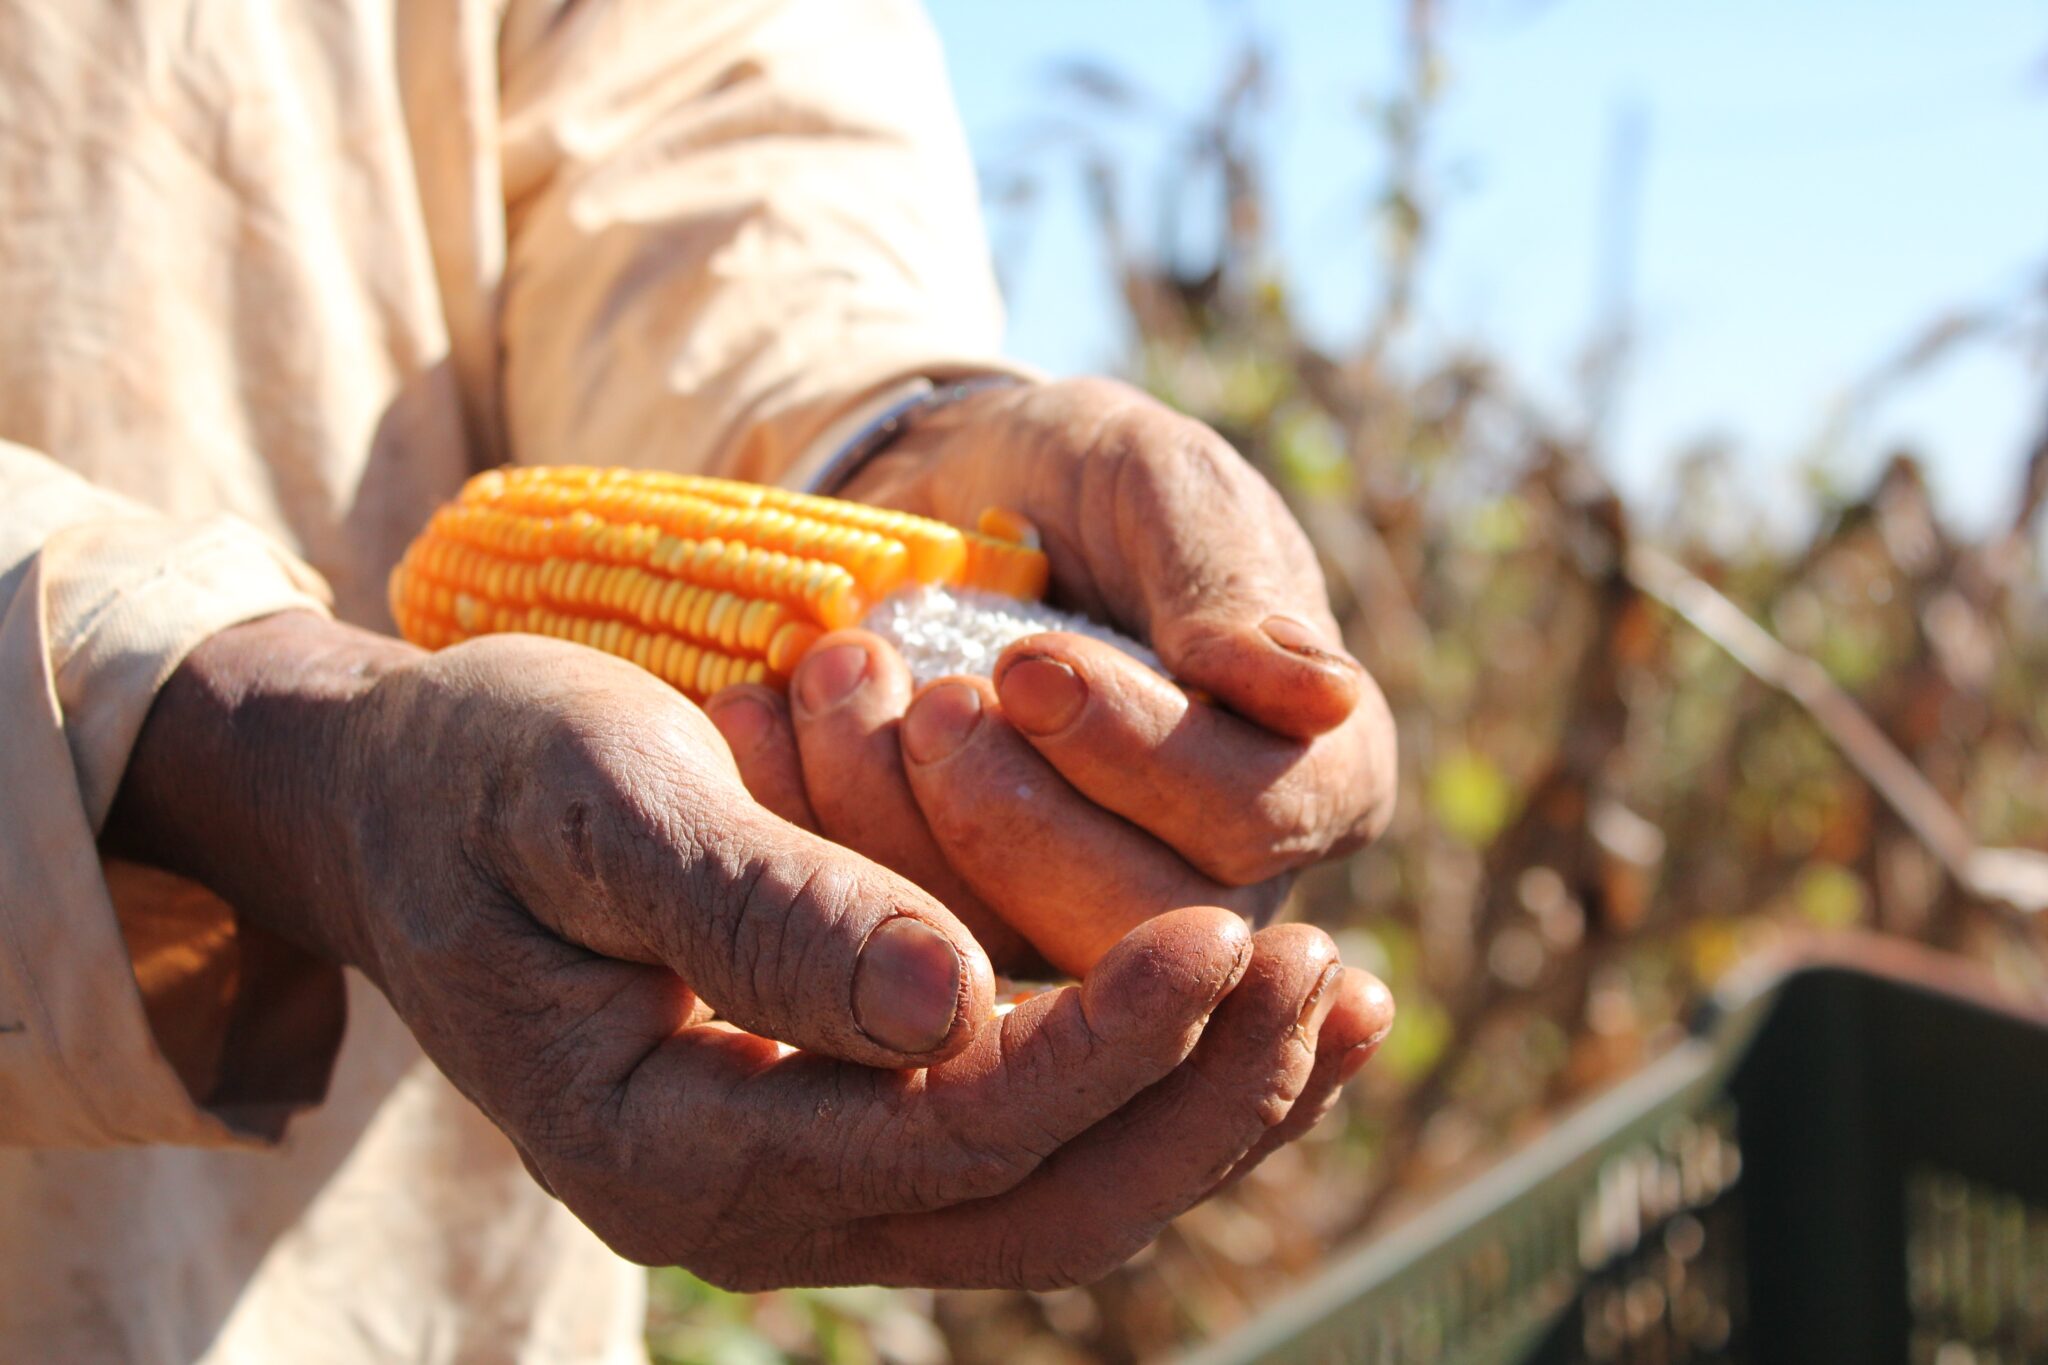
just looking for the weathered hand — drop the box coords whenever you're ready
[108,611,1390,1289]
[706,377,1397,973]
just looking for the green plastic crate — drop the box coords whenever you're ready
[1181,949,2048,1365]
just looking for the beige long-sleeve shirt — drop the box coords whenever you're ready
[0,2,1019,1359]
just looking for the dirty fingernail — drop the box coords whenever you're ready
[1338,1035,1387,1083]
[797,644,870,714]
[1339,977,1396,1080]
[903,683,983,764]
[708,695,775,756]
[1261,616,1359,671]
[854,917,962,1054]
[1295,962,1345,1037]
[998,656,1087,735]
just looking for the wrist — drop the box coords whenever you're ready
[826,376,1031,509]
[103,611,420,969]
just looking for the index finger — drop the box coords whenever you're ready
[750,923,1345,1290]
[992,631,1394,885]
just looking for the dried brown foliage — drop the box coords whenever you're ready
[650,10,2048,1363]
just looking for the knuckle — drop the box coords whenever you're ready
[743,880,802,1012]
[1185,1049,1293,1132]
[833,1095,939,1211]
[1254,1066,1310,1129]
[1190,1049,1303,1135]
[1109,412,1239,497]
[1070,388,1234,501]
[870,1120,1042,1213]
[681,836,839,1016]
[921,1145,1034,1208]
[1192,816,1306,887]
[1054,374,1149,417]
[933,1119,1058,1204]
[864,1019,1080,1213]
[492,739,606,891]
[798,1064,1023,1218]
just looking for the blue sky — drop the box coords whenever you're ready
[926,0,2048,534]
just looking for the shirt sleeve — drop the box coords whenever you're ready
[0,439,342,1147]
[494,0,1037,491]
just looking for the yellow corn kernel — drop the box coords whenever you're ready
[765,621,822,675]
[957,530,1052,600]
[976,505,1042,550]
[388,466,1052,704]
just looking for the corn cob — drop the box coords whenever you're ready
[388,466,1052,702]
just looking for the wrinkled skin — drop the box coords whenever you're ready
[707,377,1398,973]
[107,612,1393,1290]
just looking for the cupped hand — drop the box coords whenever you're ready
[109,612,1392,1290]
[707,377,1397,974]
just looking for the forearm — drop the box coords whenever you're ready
[102,612,419,971]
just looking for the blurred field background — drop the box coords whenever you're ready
[650,3,2048,1361]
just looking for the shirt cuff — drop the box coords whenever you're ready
[0,515,341,1146]
[42,516,334,828]
[779,360,1045,494]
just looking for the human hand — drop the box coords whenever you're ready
[107,612,1391,1288]
[706,377,1396,973]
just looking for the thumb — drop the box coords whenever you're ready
[688,808,998,1068]
[507,761,994,1070]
